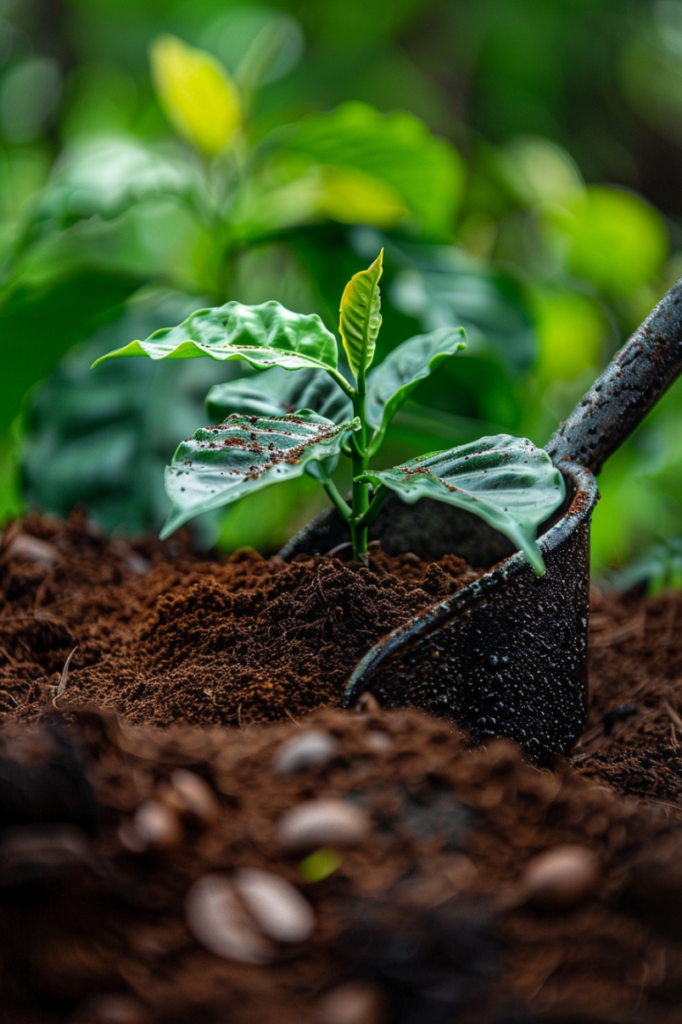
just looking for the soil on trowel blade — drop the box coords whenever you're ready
[0,513,481,727]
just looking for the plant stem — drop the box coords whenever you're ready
[357,483,388,528]
[351,383,370,564]
[321,475,352,522]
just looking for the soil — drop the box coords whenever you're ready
[2,514,682,1023]
[0,513,481,728]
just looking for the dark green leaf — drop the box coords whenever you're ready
[366,327,466,439]
[93,299,342,378]
[0,268,139,434]
[20,292,229,541]
[361,435,565,573]
[206,367,352,422]
[162,411,359,537]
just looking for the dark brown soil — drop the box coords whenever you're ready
[0,513,481,727]
[3,514,682,1023]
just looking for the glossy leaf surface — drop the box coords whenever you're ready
[365,327,466,436]
[206,367,352,423]
[162,411,359,537]
[150,35,241,156]
[362,435,565,573]
[93,300,339,374]
[339,250,383,379]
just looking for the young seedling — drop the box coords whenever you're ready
[93,251,565,570]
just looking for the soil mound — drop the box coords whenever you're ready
[0,513,480,727]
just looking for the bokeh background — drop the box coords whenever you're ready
[2,0,682,585]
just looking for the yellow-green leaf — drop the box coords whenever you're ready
[339,250,383,380]
[150,35,241,157]
[317,166,408,228]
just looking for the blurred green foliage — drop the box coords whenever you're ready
[1,0,682,580]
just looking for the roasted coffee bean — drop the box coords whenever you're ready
[186,874,273,964]
[520,845,600,910]
[274,731,338,776]
[234,867,315,942]
[278,799,370,851]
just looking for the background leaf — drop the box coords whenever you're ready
[365,327,466,435]
[27,138,201,239]
[20,291,230,541]
[280,103,464,237]
[94,300,340,372]
[339,250,383,379]
[362,435,565,572]
[150,35,241,157]
[162,411,358,537]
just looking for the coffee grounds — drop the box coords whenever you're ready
[0,513,481,727]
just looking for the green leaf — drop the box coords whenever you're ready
[150,35,242,157]
[20,292,230,542]
[29,138,201,236]
[365,327,466,440]
[206,367,352,423]
[361,435,565,574]
[548,185,668,296]
[280,102,464,236]
[0,268,139,434]
[92,300,341,376]
[162,411,359,537]
[339,250,383,380]
[362,232,536,374]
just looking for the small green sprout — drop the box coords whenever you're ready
[93,251,565,570]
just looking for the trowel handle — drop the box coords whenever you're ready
[546,276,682,475]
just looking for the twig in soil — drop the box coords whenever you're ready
[237,703,243,729]
[664,701,682,730]
[284,708,301,728]
[53,646,78,709]
[664,701,682,744]
[315,569,328,609]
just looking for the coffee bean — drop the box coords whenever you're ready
[274,731,338,776]
[74,994,150,1024]
[186,874,273,964]
[234,867,315,942]
[278,799,370,851]
[169,769,221,826]
[7,534,60,566]
[520,845,600,911]
[365,731,391,754]
[315,981,386,1024]
[119,800,182,853]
